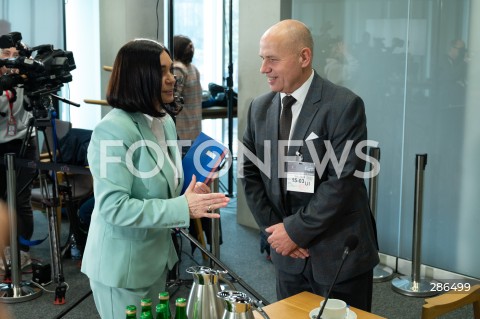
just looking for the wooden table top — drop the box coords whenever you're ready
[253,291,386,319]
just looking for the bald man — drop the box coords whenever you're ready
[241,19,379,310]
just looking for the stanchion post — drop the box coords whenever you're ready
[368,147,380,217]
[7,154,20,291]
[368,147,394,282]
[0,153,43,303]
[392,154,440,297]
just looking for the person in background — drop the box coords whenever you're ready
[435,38,468,107]
[0,44,35,271]
[241,19,378,311]
[0,201,13,318]
[324,38,359,88]
[172,35,203,143]
[81,38,229,319]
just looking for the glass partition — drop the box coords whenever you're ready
[293,0,479,278]
[1,0,67,120]
[172,0,224,89]
[0,0,64,49]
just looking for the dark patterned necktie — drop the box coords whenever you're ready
[279,95,296,141]
[279,95,296,199]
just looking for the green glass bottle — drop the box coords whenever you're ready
[155,303,168,319]
[125,305,137,319]
[140,298,154,319]
[158,291,172,319]
[141,312,154,319]
[174,298,188,319]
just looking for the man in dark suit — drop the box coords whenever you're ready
[241,19,379,311]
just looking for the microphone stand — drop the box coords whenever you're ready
[315,248,350,319]
[225,0,235,197]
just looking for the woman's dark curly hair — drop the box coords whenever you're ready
[106,38,182,117]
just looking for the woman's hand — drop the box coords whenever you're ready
[184,175,229,219]
[193,181,211,194]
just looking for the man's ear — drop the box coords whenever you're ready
[299,47,312,68]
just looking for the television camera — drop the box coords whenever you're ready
[0,31,77,121]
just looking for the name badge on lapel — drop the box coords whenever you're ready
[285,161,315,193]
[7,115,17,136]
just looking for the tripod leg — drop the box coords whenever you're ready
[59,179,83,259]
[45,204,68,304]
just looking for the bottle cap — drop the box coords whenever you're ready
[126,305,137,314]
[141,298,152,306]
[159,291,169,300]
[175,297,187,307]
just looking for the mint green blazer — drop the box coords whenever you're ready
[81,109,189,289]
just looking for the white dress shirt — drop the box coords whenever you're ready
[280,69,315,143]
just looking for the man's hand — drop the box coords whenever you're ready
[265,223,309,258]
[288,247,309,259]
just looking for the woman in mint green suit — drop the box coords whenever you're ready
[81,39,229,319]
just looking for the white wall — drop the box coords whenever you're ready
[65,0,101,129]
[98,0,164,118]
[64,0,164,126]
[1,0,64,47]
[99,0,164,97]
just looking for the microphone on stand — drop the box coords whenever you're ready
[316,235,359,319]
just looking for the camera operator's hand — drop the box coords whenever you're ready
[0,68,19,76]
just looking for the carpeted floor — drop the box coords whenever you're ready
[1,197,477,318]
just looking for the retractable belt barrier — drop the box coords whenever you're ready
[368,147,394,282]
[392,154,440,297]
[1,153,43,303]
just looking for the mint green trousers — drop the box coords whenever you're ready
[89,268,168,319]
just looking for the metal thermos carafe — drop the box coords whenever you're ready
[186,266,227,319]
[217,291,270,319]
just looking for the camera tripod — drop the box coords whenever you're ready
[1,93,85,304]
[0,112,69,303]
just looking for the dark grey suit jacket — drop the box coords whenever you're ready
[241,71,379,285]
